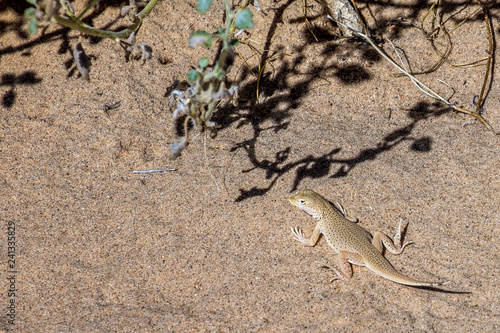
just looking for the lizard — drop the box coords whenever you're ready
[289,189,447,287]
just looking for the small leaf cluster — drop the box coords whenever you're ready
[23,1,158,80]
[23,0,48,34]
[167,0,254,159]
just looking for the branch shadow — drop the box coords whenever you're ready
[0,1,132,107]
[329,102,447,179]
[232,101,448,202]
[0,71,43,108]
[0,0,127,57]
[0,0,31,40]
[357,0,500,40]
[209,1,458,201]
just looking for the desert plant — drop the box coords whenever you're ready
[24,0,158,78]
[167,0,254,159]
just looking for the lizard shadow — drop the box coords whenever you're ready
[405,285,471,294]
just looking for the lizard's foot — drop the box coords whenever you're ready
[372,221,414,255]
[291,227,308,244]
[319,263,348,283]
[394,219,414,252]
[290,224,321,247]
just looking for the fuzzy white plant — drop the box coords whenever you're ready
[167,0,251,159]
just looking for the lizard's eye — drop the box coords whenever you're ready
[299,199,306,205]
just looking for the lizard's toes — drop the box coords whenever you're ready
[291,227,305,241]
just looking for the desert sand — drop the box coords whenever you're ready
[1,1,499,331]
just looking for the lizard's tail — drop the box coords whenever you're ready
[366,261,448,287]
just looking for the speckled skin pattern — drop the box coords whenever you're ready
[290,189,445,287]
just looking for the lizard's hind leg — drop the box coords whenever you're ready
[320,252,365,282]
[372,219,414,255]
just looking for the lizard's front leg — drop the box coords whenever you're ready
[334,202,358,222]
[291,223,321,247]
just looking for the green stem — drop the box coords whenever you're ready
[75,0,99,22]
[51,0,159,42]
[137,0,159,20]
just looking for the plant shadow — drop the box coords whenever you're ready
[0,0,132,108]
[209,1,459,201]
[0,71,42,108]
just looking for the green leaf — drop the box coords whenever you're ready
[229,39,239,46]
[187,70,199,82]
[199,57,209,69]
[235,8,254,30]
[26,0,37,5]
[28,17,38,35]
[189,30,213,48]
[196,0,213,14]
[216,70,225,80]
[24,7,35,17]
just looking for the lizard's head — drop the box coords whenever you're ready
[289,189,325,218]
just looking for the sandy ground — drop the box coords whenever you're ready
[1,0,499,331]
